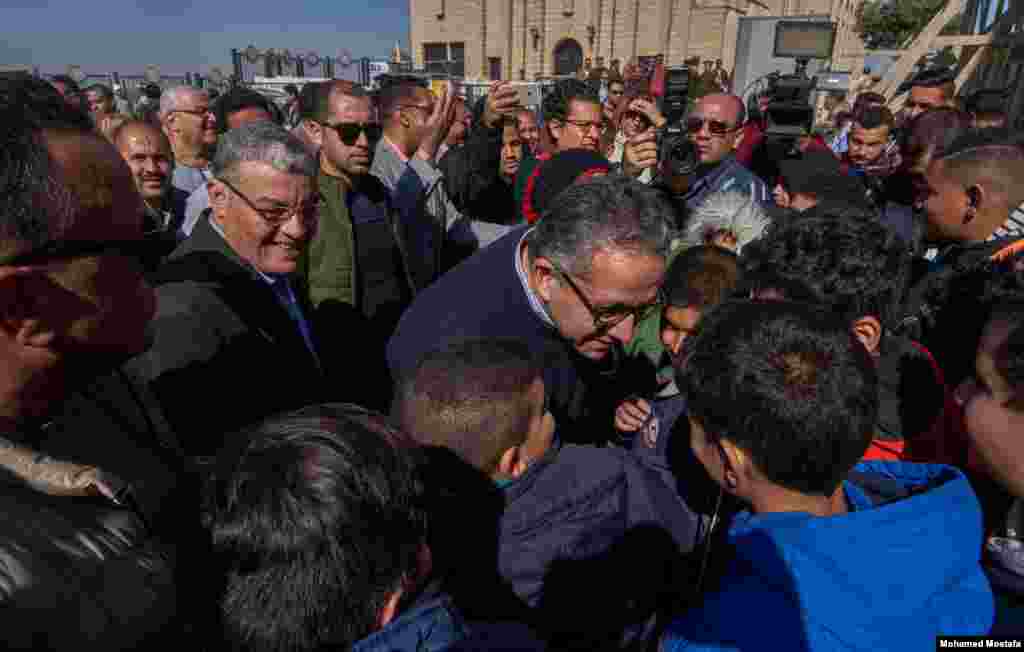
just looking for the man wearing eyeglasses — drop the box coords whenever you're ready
[0,74,192,649]
[159,86,217,195]
[388,175,673,443]
[180,87,276,238]
[513,78,604,220]
[127,121,326,459]
[683,93,770,211]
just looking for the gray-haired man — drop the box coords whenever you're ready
[126,121,327,459]
[159,86,217,195]
[388,175,674,442]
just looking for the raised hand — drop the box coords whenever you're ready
[483,81,520,128]
[417,81,459,162]
[623,127,659,178]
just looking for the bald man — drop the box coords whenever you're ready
[683,93,769,210]
[112,120,187,266]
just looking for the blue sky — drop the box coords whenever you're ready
[1,0,409,75]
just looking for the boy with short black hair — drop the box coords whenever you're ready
[394,337,700,649]
[743,206,962,463]
[616,245,743,450]
[660,300,993,651]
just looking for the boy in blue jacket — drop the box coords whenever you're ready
[661,299,993,652]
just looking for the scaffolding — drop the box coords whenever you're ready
[867,0,1023,123]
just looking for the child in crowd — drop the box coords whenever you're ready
[393,337,700,650]
[660,300,994,651]
[742,204,964,464]
[941,263,1024,633]
[615,245,743,451]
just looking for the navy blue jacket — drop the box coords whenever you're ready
[387,226,587,432]
[499,443,701,648]
[661,462,994,651]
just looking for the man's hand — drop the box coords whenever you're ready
[623,128,659,178]
[615,397,653,433]
[629,97,667,130]
[416,82,458,162]
[483,81,519,128]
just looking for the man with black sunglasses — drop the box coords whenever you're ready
[0,74,196,648]
[682,93,770,211]
[295,80,421,409]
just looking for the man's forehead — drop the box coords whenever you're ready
[235,161,315,197]
[696,98,739,120]
[567,99,600,118]
[179,92,210,108]
[331,92,371,114]
[852,124,889,141]
[118,126,171,154]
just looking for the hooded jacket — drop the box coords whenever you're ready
[660,461,994,652]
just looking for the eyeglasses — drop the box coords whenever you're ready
[319,121,383,146]
[563,118,604,134]
[218,177,323,227]
[0,238,152,268]
[685,116,738,136]
[172,107,214,118]
[551,261,663,335]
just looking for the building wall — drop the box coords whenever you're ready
[411,0,865,82]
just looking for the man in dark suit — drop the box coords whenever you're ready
[126,121,325,460]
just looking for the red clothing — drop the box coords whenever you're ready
[735,122,763,168]
[862,341,968,466]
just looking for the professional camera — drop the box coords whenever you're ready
[655,133,700,205]
[662,132,700,178]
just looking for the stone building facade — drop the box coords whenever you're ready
[409,0,864,84]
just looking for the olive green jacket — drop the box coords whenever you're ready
[300,171,419,310]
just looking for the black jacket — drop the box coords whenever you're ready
[438,118,513,225]
[125,217,326,459]
[0,371,199,649]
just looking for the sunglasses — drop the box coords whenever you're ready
[0,238,152,268]
[320,121,383,146]
[685,116,738,136]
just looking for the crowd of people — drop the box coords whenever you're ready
[1,62,1023,651]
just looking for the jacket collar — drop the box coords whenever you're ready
[351,588,469,652]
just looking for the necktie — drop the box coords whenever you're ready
[273,278,321,370]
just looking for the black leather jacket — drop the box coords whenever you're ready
[0,435,180,650]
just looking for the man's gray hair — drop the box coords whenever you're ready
[159,86,208,120]
[527,175,676,278]
[685,191,768,254]
[212,121,317,184]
